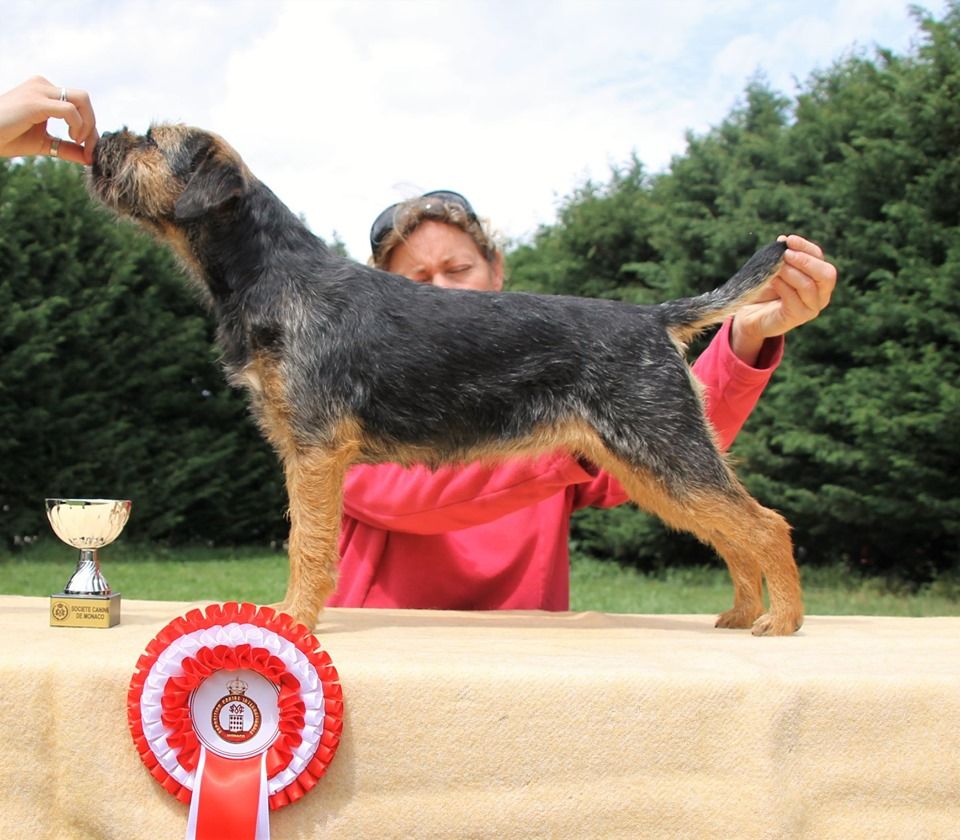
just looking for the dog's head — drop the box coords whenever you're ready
[89,124,250,228]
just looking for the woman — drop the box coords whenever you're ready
[0,76,98,162]
[332,190,836,610]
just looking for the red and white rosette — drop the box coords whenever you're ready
[127,602,343,840]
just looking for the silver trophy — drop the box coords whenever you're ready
[46,498,132,628]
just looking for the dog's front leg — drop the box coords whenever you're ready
[275,445,354,631]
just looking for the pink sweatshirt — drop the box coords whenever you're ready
[330,319,783,610]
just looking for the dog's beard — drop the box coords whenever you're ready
[89,137,178,221]
[89,134,130,205]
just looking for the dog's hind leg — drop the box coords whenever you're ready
[589,448,803,636]
[276,443,356,630]
[690,489,802,635]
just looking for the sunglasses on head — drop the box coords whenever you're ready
[369,190,478,256]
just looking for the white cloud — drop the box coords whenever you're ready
[2,0,946,259]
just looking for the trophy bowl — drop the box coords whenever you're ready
[46,498,131,627]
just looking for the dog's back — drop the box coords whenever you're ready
[272,240,782,476]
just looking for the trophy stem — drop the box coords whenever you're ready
[64,548,112,596]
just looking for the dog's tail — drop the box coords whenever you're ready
[658,240,786,344]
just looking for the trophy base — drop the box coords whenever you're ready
[49,592,121,628]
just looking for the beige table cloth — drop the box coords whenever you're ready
[0,595,958,839]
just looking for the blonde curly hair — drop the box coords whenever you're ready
[369,191,501,270]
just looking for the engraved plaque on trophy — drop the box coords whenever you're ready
[46,498,131,628]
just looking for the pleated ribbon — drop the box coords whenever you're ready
[127,603,343,839]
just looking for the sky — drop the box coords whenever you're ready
[3,0,945,260]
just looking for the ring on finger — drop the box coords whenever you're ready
[58,86,68,102]
[50,137,60,157]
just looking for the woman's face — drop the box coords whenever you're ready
[385,220,504,292]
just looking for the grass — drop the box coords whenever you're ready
[0,540,289,605]
[2,539,958,616]
[569,554,960,617]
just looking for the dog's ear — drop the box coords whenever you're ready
[174,152,247,222]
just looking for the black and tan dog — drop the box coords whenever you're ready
[88,124,803,635]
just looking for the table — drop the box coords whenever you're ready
[1,596,958,839]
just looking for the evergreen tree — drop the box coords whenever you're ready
[738,5,960,579]
[0,159,286,546]
[507,5,960,581]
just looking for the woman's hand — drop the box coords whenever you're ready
[0,76,98,163]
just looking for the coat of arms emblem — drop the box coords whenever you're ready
[211,676,262,743]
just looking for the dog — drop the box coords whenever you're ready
[88,124,803,635]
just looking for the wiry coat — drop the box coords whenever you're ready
[89,124,803,635]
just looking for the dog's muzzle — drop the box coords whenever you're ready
[91,131,126,180]
[88,130,147,212]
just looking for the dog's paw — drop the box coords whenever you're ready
[715,605,762,629]
[751,612,804,636]
[278,604,321,632]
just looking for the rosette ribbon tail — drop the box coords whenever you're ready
[186,746,269,840]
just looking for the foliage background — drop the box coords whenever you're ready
[0,160,287,544]
[1,5,957,583]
